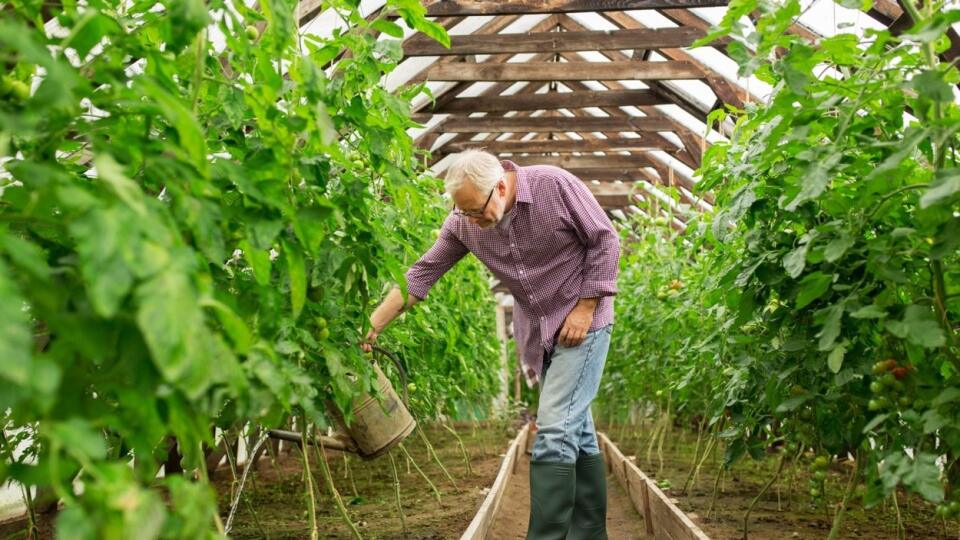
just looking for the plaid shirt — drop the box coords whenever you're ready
[405,160,620,379]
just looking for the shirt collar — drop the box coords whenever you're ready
[501,160,531,204]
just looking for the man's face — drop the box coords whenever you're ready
[453,177,505,229]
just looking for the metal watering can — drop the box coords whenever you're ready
[268,347,416,460]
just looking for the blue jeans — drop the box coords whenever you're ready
[532,325,612,464]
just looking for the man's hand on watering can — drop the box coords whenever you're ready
[362,287,423,353]
[361,328,379,353]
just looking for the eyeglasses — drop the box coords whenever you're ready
[453,187,495,218]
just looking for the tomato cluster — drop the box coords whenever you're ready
[867,359,920,412]
[808,455,830,501]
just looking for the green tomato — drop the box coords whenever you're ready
[950,501,960,516]
[314,316,328,329]
[406,382,417,394]
[869,381,884,394]
[813,456,830,469]
[245,25,259,40]
[654,217,668,226]
[897,396,912,408]
[9,80,29,102]
[809,488,821,498]
[890,380,905,393]
[813,470,826,482]
[317,328,330,341]
[881,373,897,387]
[936,504,950,518]
[867,399,883,412]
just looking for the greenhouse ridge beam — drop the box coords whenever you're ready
[440,116,676,132]
[421,0,730,16]
[443,138,675,153]
[403,27,705,56]
[425,61,705,81]
[421,89,667,114]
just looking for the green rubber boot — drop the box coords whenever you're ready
[526,461,576,540]
[567,453,608,540]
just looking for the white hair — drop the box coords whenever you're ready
[444,149,503,196]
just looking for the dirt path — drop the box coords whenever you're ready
[489,453,649,539]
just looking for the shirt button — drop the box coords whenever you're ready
[528,294,534,299]
[510,243,515,247]
[519,270,524,275]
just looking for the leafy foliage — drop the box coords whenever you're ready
[0,0,497,536]
[602,0,960,512]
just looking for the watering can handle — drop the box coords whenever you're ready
[370,345,410,406]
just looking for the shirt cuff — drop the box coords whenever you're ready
[405,277,432,301]
[580,279,617,299]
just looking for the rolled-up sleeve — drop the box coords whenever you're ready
[404,215,469,300]
[558,176,620,298]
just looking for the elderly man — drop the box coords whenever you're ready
[363,149,620,540]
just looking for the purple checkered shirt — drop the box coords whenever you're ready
[404,160,620,380]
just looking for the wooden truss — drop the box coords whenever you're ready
[302,0,947,220]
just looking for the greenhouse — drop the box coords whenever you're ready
[2,0,960,538]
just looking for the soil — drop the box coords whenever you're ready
[604,423,954,540]
[488,436,648,539]
[218,423,515,539]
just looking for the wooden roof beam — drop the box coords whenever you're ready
[424,61,705,82]
[444,137,675,153]
[420,0,730,16]
[403,26,705,56]
[439,116,676,133]
[421,89,667,114]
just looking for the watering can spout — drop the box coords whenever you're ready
[266,354,416,460]
[267,429,360,454]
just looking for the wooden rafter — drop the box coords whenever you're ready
[444,137,674,153]
[424,61,705,82]
[420,0,731,16]
[421,89,666,114]
[432,116,676,133]
[403,27,705,56]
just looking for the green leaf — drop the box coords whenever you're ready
[782,244,807,278]
[284,241,307,319]
[1,234,51,281]
[0,258,32,386]
[785,153,841,210]
[94,154,147,216]
[907,69,954,103]
[901,10,960,43]
[240,239,271,286]
[136,257,214,397]
[932,387,960,407]
[137,78,208,173]
[63,10,121,59]
[70,207,137,318]
[885,304,946,349]
[776,395,809,413]
[50,419,107,461]
[817,304,843,350]
[851,304,887,319]
[920,168,960,208]
[827,343,846,374]
[823,233,854,262]
[371,19,405,38]
[795,272,832,309]
[202,299,253,354]
[862,413,889,434]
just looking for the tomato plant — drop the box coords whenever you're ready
[0,0,501,536]
[601,1,960,533]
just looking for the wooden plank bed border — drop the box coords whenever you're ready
[460,422,532,540]
[598,432,711,540]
